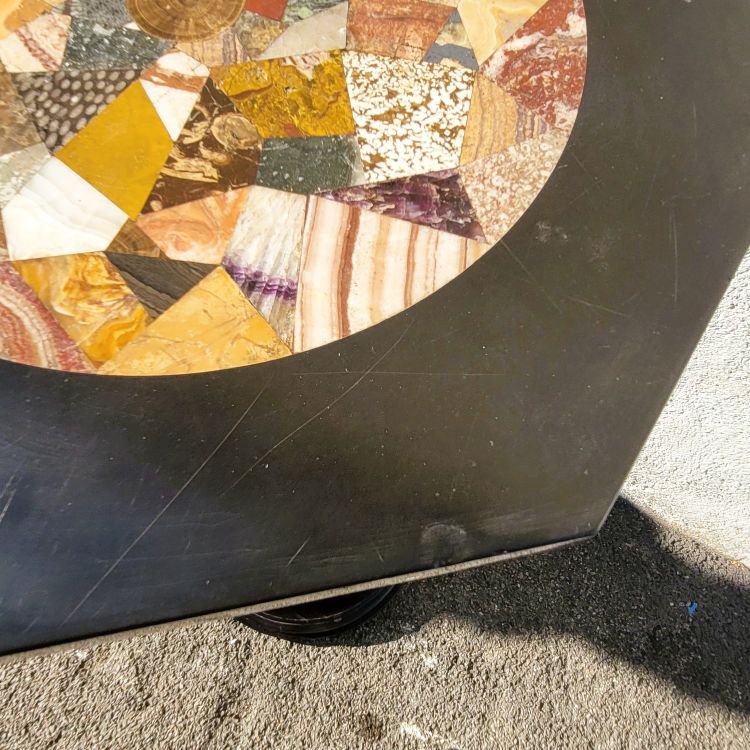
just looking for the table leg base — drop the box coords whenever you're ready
[236,586,399,639]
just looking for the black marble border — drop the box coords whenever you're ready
[0,0,748,655]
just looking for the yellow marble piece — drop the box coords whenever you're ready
[212,51,355,139]
[0,0,60,39]
[457,0,546,64]
[56,82,173,220]
[12,252,149,366]
[99,267,292,376]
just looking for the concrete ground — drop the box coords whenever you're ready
[0,255,747,749]
[624,254,750,567]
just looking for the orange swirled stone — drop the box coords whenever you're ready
[12,253,149,365]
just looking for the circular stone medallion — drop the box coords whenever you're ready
[127,0,246,42]
[0,0,587,376]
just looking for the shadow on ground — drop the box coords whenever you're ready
[295,500,750,713]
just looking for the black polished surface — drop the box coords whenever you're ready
[0,0,748,656]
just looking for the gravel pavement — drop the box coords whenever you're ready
[0,500,748,749]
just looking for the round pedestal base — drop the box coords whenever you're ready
[237,586,398,639]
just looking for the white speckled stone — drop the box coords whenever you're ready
[343,51,474,183]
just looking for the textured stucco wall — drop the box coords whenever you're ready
[623,252,749,566]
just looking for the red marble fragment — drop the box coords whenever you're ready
[0,264,92,373]
[481,0,587,130]
[245,0,288,21]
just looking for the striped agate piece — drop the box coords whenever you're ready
[0,262,92,372]
[294,196,489,352]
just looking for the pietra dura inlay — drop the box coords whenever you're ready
[12,69,140,152]
[127,0,246,43]
[0,0,586,375]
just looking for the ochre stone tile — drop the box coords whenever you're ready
[56,81,173,219]
[347,0,452,61]
[0,261,92,372]
[12,251,149,365]
[99,267,292,375]
[212,50,354,138]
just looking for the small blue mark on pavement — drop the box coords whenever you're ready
[687,602,698,617]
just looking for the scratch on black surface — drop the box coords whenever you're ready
[556,185,591,216]
[669,206,679,308]
[20,616,39,635]
[692,100,698,140]
[570,150,595,182]
[568,296,632,319]
[222,319,416,496]
[643,155,663,210]
[59,458,80,496]
[61,387,267,625]
[287,536,310,568]
[0,472,17,526]
[499,239,561,312]
[130,467,149,507]
[448,411,480,499]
